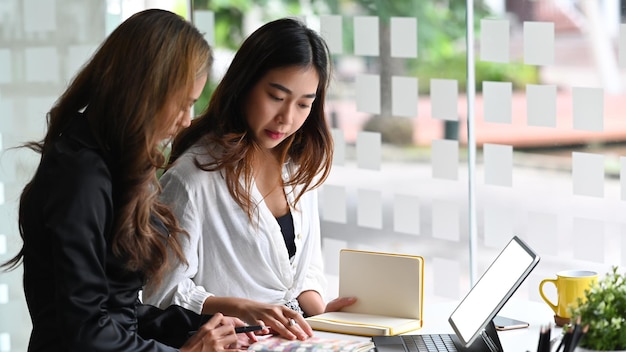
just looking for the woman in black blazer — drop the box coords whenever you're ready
[1,9,256,352]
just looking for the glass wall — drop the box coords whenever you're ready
[1,0,625,350]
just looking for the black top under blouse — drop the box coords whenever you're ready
[276,211,296,259]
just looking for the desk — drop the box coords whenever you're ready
[314,300,561,351]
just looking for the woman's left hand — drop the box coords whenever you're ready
[324,296,357,313]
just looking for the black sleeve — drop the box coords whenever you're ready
[138,304,213,348]
[40,147,179,351]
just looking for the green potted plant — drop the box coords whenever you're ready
[570,266,626,351]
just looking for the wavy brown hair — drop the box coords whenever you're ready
[3,9,212,287]
[169,18,333,220]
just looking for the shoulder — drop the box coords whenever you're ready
[161,142,220,190]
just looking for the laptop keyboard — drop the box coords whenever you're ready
[401,334,458,352]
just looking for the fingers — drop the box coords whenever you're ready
[182,313,241,352]
[325,296,357,313]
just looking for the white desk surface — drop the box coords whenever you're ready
[313,299,562,351]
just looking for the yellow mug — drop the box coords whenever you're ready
[539,270,597,325]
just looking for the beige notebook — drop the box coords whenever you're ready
[306,249,424,336]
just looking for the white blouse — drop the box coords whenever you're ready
[143,143,327,314]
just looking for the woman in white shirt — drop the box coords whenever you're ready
[143,18,355,340]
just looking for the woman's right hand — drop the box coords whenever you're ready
[234,299,312,341]
[180,313,242,352]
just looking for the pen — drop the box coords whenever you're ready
[188,325,265,337]
[235,325,265,333]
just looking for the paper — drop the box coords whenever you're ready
[321,15,343,54]
[393,194,420,235]
[0,49,10,83]
[331,129,345,166]
[392,76,418,117]
[433,257,460,298]
[484,143,512,187]
[356,131,381,170]
[24,0,56,32]
[432,200,459,241]
[480,19,509,63]
[25,47,59,83]
[573,218,604,262]
[483,81,512,123]
[66,45,97,81]
[355,74,380,114]
[527,211,558,256]
[354,16,379,56]
[322,185,347,224]
[0,284,7,304]
[483,205,513,249]
[430,79,458,121]
[573,87,603,131]
[390,17,417,58]
[194,10,215,46]
[432,139,458,180]
[524,21,554,65]
[527,84,557,127]
[357,189,382,229]
[572,152,604,197]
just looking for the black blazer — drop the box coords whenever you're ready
[20,114,210,351]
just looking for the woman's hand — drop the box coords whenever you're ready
[181,313,252,352]
[324,296,357,313]
[234,299,312,341]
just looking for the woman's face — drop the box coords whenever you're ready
[164,73,208,139]
[244,65,319,151]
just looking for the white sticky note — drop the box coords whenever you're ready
[0,49,10,83]
[480,19,510,63]
[573,218,604,262]
[331,129,345,166]
[66,45,97,81]
[483,205,513,249]
[432,200,459,241]
[0,234,6,255]
[433,258,460,299]
[355,74,381,114]
[432,139,458,180]
[0,333,9,352]
[24,0,56,32]
[430,79,458,121]
[523,21,554,65]
[620,24,626,67]
[483,81,512,123]
[354,16,379,56]
[322,237,348,277]
[321,185,347,223]
[357,189,382,229]
[321,15,343,54]
[572,152,604,197]
[393,194,420,235]
[0,284,7,304]
[26,97,55,135]
[484,143,512,187]
[357,131,381,170]
[194,10,215,46]
[527,211,558,256]
[573,87,604,131]
[527,84,557,127]
[621,157,626,201]
[392,76,418,117]
[25,47,59,83]
[0,98,14,132]
[390,17,417,58]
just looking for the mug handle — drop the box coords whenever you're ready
[539,279,558,314]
